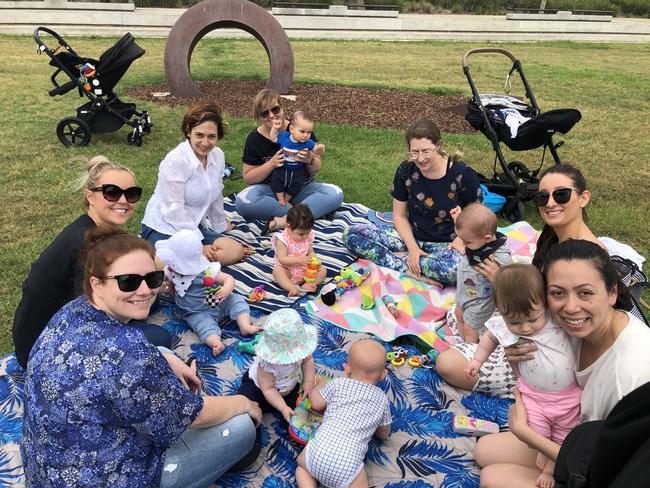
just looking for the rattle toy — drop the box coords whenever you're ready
[203,269,222,308]
[288,392,325,445]
[241,243,256,259]
[382,295,399,318]
[303,256,321,283]
[320,266,371,306]
[248,285,266,302]
[407,349,439,368]
[386,347,407,367]
[452,415,499,437]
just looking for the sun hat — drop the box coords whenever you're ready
[255,309,317,365]
[155,229,210,277]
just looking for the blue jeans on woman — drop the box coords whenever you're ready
[160,413,256,488]
[235,181,344,220]
[141,224,223,248]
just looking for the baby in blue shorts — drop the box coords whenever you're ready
[156,229,260,355]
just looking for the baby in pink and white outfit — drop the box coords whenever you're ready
[272,204,327,296]
[465,264,580,488]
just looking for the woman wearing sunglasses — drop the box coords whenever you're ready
[234,89,343,234]
[141,102,245,264]
[12,156,171,369]
[22,227,263,487]
[436,164,604,395]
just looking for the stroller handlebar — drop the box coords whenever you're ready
[34,26,76,56]
[462,48,519,68]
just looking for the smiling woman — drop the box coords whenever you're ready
[11,156,171,369]
[140,102,245,265]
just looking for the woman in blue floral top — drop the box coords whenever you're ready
[344,119,482,286]
[22,228,262,488]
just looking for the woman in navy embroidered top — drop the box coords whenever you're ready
[21,228,262,487]
[344,118,482,286]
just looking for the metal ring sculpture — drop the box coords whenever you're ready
[165,0,294,97]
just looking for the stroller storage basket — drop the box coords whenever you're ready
[462,48,581,221]
[34,26,152,147]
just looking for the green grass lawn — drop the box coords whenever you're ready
[1,35,649,355]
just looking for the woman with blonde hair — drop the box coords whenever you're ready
[13,156,171,369]
[235,89,343,234]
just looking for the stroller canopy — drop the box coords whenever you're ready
[50,33,145,95]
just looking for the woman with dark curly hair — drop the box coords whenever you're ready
[141,102,244,265]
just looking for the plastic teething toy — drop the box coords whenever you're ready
[248,285,266,302]
[203,269,222,308]
[386,347,407,367]
[238,334,262,355]
[303,256,321,283]
[382,295,399,318]
[452,415,499,436]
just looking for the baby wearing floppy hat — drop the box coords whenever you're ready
[295,338,391,488]
[237,308,317,428]
[156,230,260,356]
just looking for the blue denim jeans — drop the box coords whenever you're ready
[160,413,256,488]
[235,181,344,220]
[140,224,223,247]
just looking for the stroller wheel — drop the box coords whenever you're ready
[127,132,143,147]
[56,117,91,147]
[503,196,525,223]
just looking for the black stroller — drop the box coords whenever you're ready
[34,27,152,147]
[462,48,581,221]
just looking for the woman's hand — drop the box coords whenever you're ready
[163,353,202,394]
[504,338,537,362]
[241,396,263,427]
[267,149,285,168]
[475,254,501,283]
[508,388,533,442]
[407,247,429,276]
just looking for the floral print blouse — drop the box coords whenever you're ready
[390,160,482,242]
[22,296,204,487]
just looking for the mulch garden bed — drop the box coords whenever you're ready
[126,79,475,134]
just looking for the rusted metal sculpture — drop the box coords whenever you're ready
[164,0,294,97]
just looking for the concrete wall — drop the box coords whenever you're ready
[2,2,650,42]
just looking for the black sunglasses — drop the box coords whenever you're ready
[260,105,282,118]
[100,270,164,292]
[90,184,142,203]
[532,188,578,207]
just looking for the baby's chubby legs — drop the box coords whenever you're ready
[221,293,261,336]
[273,265,302,297]
[186,313,224,356]
[455,306,479,344]
[296,450,317,488]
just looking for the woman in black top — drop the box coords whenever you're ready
[234,89,344,234]
[13,156,171,368]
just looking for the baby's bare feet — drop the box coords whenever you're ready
[536,452,548,471]
[205,335,225,356]
[536,473,555,488]
[301,282,317,293]
[239,322,262,336]
[278,198,287,206]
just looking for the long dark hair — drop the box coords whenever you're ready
[532,164,588,269]
[543,239,631,312]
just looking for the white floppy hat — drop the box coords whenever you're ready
[155,229,210,276]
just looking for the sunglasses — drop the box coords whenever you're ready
[260,105,282,118]
[90,184,142,203]
[100,270,164,292]
[532,188,578,207]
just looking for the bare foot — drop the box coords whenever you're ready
[205,335,225,356]
[536,473,555,488]
[278,198,287,206]
[301,282,317,293]
[288,285,302,297]
[536,452,548,471]
[239,322,262,336]
[405,270,444,288]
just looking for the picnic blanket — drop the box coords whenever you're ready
[305,221,540,349]
[0,303,513,487]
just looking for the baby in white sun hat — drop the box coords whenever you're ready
[155,229,260,356]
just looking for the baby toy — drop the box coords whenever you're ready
[303,256,321,283]
[386,347,408,367]
[248,285,266,303]
[238,333,262,355]
[382,295,399,318]
[288,392,325,445]
[407,349,440,368]
[320,266,371,306]
[202,269,222,308]
[452,415,499,437]
[241,243,256,259]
